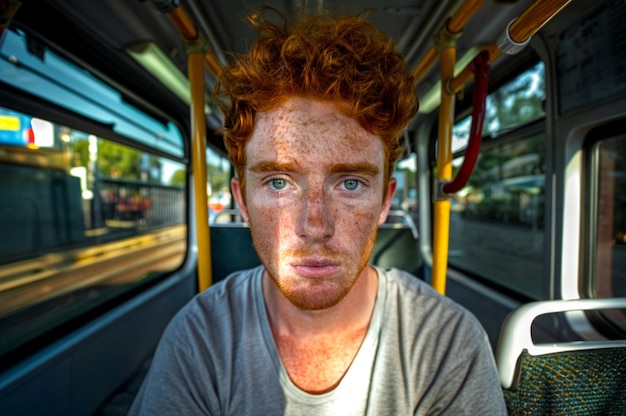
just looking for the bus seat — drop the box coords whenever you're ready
[210,220,260,284]
[371,210,422,277]
[209,209,422,283]
[495,298,626,415]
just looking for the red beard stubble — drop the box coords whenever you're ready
[250,224,379,311]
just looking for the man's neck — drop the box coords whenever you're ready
[262,266,379,393]
[262,266,379,337]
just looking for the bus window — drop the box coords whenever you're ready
[0,31,188,364]
[592,133,626,331]
[393,153,418,215]
[448,62,547,300]
[452,62,545,152]
[207,147,232,222]
[0,109,187,361]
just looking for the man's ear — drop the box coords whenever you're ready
[378,177,397,226]
[231,177,250,223]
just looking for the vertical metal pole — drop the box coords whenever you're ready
[189,51,212,291]
[432,46,456,295]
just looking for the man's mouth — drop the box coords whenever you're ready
[291,257,341,278]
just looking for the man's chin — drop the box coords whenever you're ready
[277,280,350,311]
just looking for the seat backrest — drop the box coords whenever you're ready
[210,223,260,283]
[495,298,626,415]
[371,210,422,276]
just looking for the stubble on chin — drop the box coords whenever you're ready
[260,247,375,312]
[250,216,379,311]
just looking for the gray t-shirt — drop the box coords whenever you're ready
[129,266,507,415]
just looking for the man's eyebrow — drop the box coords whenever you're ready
[329,162,380,176]
[249,161,380,176]
[249,160,303,173]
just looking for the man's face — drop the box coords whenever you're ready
[232,97,396,311]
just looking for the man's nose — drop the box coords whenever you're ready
[297,187,334,243]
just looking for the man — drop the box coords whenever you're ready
[129,9,507,415]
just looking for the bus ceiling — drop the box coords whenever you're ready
[6,0,564,134]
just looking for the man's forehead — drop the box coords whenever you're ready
[253,97,365,132]
[249,104,382,147]
[245,135,385,170]
[243,97,386,170]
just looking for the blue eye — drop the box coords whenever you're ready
[343,179,361,191]
[270,178,288,190]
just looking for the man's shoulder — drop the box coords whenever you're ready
[380,267,485,334]
[167,266,264,333]
[380,267,444,300]
[192,265,262,302]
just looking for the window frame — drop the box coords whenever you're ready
[580,118,626,337]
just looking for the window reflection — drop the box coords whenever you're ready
[0,105,187,357]
[463,135,546,228]
[449,134,546,299]
[452,62,545,153]
[595,135,626,325]
[447,59,547,300]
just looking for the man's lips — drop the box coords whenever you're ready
[291,258,341,278]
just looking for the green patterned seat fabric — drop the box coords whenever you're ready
[503,348,626,415]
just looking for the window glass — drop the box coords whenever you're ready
[448,133,546,299]
[207,147,233,223]
[393,153,418,212]
[452,62,545,152]
[594,134,626,330]
[0,105,187,359]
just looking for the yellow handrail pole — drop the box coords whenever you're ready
[167,7,221,78]
[204,54,222,79]
[432,45,456,295]
[412,47,438,82]
[189,50,212,291]
[165,3,218,290]
[168,7,198,40]
[447,0,484,34]
[508,0,571,44]
[449,0,572,93]
[412,0,484,83]
[448,44,500,94]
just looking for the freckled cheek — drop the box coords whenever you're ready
[248,209,286,264]
[334,204,381,237]
[248,198,299,239]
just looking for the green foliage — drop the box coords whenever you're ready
[97,140,143,179]
[207,162,230,195]
[170,169,186,186]
[71,138,89,167]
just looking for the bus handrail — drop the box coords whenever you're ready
[449,0,572,93]
[412,0,484,82]
[152,0,222,77]
[496,298,626,389]
[383,210,419,240]
[441,51,489,194]
[211,209,247,225]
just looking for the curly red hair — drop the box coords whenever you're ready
[213,8,418,187]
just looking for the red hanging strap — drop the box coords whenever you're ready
[442,50,490,194]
